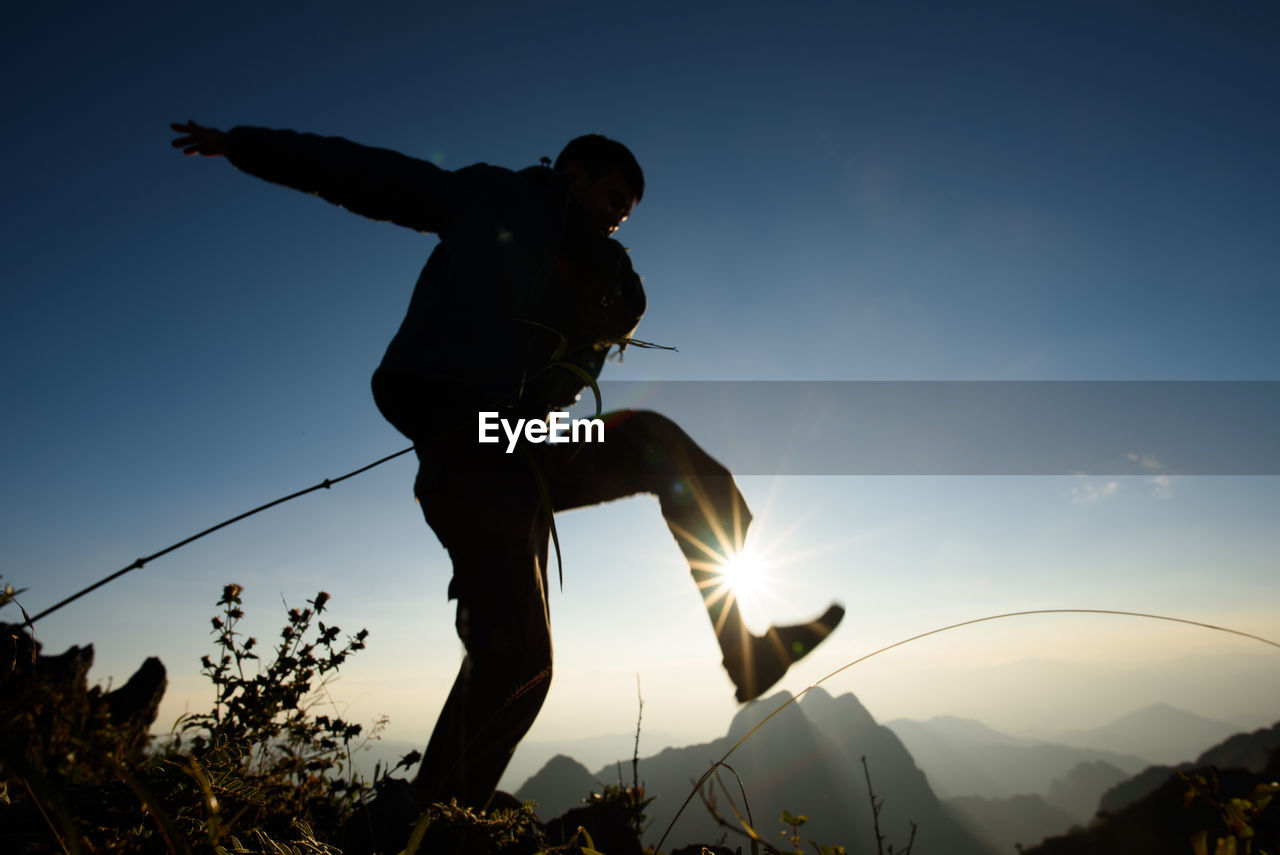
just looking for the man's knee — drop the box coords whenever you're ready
[609,410,730,479]
[622,409,687,447]
[458,594,549,643]
[614,412,736,502]
[465,637,553,712]
[453,583,552,686]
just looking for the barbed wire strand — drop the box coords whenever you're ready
[27,446,415,625]
[655,607,1280,852]
[24,328,670,626]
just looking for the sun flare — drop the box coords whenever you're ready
[721,546,765,597]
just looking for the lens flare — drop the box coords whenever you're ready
[721,546,764,597]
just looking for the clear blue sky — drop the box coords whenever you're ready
[4,1,1278,760]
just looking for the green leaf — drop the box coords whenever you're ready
[780,809,808,827]
[576,826,607,855]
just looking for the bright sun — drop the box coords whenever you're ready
[721,546,764,597]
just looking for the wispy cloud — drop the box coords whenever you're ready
[1127,453,1174,499]
[1147,474,1174,500]
[1072,480,1120,503]
[1126,452,1164,473]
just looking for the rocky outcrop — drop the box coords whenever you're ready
[0,622,166,772]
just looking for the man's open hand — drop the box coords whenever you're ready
[170,120,227,157]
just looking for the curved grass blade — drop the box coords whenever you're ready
[656,608,1280,852]
[515,318,569,363]
[518,445,563,591]
[548,361,603,420]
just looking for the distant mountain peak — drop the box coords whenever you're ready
[802,688,878,739]
[1053,703,1237,765]
[519,686,992,854]
[884,715,1032,748]
[1111,702,1213,725]
[515,754,597,819]
[798,685,835,704]
[541,754,592,774]
[727,690,798,739]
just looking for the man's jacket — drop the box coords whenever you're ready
[224,126,644,429]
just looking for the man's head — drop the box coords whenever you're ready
[555,134,643,237]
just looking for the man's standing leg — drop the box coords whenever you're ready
[413,445,554,808]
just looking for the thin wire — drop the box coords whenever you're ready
[27,446,415,625]
[25,327,667,625]
[655,607,1280,852]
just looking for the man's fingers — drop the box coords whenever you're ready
[171,137,209,155]
[170,120,199,151]
[169,120,226,157]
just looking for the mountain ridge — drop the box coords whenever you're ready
[515,697,1275,854]
[519,687,993,855]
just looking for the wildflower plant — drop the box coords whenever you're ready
[165,584,381,847]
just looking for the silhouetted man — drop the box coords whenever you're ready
[171,121,844,813]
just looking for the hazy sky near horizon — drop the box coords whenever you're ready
[4,2,1279,759]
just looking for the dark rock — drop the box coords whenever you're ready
[340,777,425,855]
[546,799,645,855]
[0,623,165,776]
[104,656,167,758]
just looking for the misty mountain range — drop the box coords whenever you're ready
[512,689,1273,853]
[1025,721,1280,855]
[883,714,1150,801]
[518,686,989,853]
[884,705,1251,852]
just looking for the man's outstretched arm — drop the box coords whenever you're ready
[168,120,461,235]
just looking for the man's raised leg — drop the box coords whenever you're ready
[545,410,844,702]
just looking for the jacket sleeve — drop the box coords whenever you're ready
[224,126,461,235]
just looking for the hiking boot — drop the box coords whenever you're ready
[722,604,845,702]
